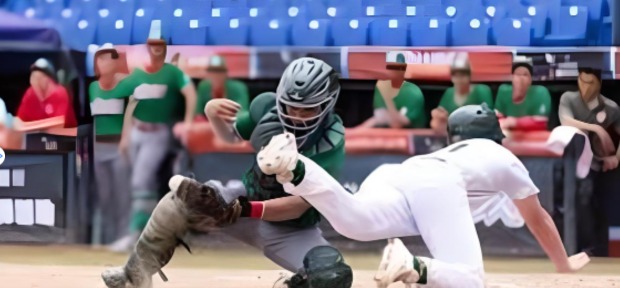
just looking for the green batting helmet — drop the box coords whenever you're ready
[447,103,505,144]
[282,246,353,288]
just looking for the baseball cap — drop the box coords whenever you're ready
[511,56,533,75]
[30,58,57,82]
[207,55,227,72]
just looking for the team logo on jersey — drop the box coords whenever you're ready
[0,147,5,166]
[596,111,607,123]
[45,104,54,115]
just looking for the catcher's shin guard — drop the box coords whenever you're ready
[101,176,242,288]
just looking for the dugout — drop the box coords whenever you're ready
[0,11,86,244]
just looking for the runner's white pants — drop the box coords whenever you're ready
[283,155,485,288]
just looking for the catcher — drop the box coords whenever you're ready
[101,57,353,288]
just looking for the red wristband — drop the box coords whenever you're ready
[249,201,265,219]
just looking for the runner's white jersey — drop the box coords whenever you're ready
[404,138,540,212]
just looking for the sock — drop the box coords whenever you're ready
[130,211,151,232]
[413,256,428,285]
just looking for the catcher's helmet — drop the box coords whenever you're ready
[447,103,505,144]
[276,57,340,149]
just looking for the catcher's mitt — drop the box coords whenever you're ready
[170,176,243,231]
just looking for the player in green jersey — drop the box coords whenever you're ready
[89,44,134,245]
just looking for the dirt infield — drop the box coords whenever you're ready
[0,245,619,288]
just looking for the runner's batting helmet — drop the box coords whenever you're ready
[447,103,505,144]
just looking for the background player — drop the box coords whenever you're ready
[89,44,133,245]
[110,28,198,252]
[102,57,353,288]
[256,104,590,287]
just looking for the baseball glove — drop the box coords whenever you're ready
[171,175,243,232]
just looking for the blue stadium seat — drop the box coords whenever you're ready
[291,19,331,46]
[170,17,208,45]
[480,0,509,22]
[402,0,443,17]
[68,0,100,19]
[298,0,328,20]
[494,18,531,46]
[249,18,291,46]
[247,0,270,7]
[508,3,549,45]
[211,6,250,19]
[362,0,400,6]
[330,18,370,46]
[369,18,408,46]
[60,13,98,51]
[96,9,132,45]
[451,16,490,45]
[441,0,486,20]
[562,0,603,45]
[101,0,135,11]
[209,18,250,45]
[410,17,450,46]
[212,0,247,8]
[34,0,65,19]
[365,4,407,17]
[599,14,611,45]
[172,0,210,19]
[544,6,589,46]
[4,0,35,14]
[324,0,364,18]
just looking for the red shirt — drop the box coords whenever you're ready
[17,85,77,128]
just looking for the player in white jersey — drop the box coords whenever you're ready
[256,103,590,288]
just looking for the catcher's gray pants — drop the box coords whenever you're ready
[210,180,330,272]
[93,140,132,244]
[129,122,171,231]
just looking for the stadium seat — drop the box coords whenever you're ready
[247,0,270,7]
[172,1,210,19]
[322,0,364,18]
[68,0,100,19]
[209,18,250,45]
[402,0,443,17]
[96,9,132,45]
[101,0,136,11]
[365,4,406,17]
[211,6,250,19]
[61,14,98,51]
[494,18,532,46]
[298,0,328,20]
[544,6,589,46]
[562,0,603,45]
[441,0,486,20]
[410,17,450,46]
[451,16,490,45]
[249,18,291,46]
[291,19,331,46]
[508,3,549,45]
[4,0,35,14]
[170,17,208,45]
[599,15,612,45]
[369,18,408,46]
[330,18,370,46]
[212,0,247,8]
[481,0,509,21]
[362,0,400,6]
[34,0,64,19]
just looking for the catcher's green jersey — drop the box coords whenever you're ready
[89,79,134,136]
[438,84,494,115]
[236,92,346,228]
[126,63,191,124]
[495,84,551,117]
